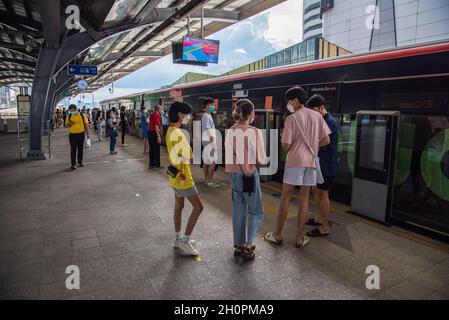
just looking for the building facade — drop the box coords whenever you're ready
[322,0,449,53]
[303,0,324,40]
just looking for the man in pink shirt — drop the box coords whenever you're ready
[264,86,330,248]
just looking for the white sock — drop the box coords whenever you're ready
[176,232,183,240]
[183,235,190,242]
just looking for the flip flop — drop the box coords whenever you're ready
[295,236,310,248]
[305,218,322,226]
[263,232,283,245]
[307,228,330,237]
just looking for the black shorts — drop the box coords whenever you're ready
[317,176,335,191]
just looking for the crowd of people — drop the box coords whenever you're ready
[61,85,338,259]
[166,86,338,258]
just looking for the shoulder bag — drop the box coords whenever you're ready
[291,113,324,184]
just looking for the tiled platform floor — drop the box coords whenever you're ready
[1,128,449,300]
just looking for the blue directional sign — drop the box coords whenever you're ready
[67,65,98,76]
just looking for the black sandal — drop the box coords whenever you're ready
[305,218,322,226]
[306,227,330,237]
[234,244,256,256]
[242,246,255,260]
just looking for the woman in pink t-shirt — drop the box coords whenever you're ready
[225,99,267,260]
[264,86,330,248]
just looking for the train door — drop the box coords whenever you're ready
[253,109,280,182]
[272,112,288,183]
[350,111,400,223]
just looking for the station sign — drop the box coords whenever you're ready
[68,65,98,76]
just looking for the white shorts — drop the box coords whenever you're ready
[283,166,317,186]
[202,142,218,165]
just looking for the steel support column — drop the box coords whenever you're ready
[27,47,58,159]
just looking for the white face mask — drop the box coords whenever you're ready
[287,104,295,113]
[182,114,191,125]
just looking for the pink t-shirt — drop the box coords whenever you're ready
[281,107,331,169]
[225,123,267,175]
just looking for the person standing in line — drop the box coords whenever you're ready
[306,94,339,237]
[140,106,149,154]
[225,99,267,260]
[120,105,128,146]
[65,104,90,170]
[62,108,67,126]
[264,87,330,248]
[148,104,163,169]
[55,109,62,128]
[166,101,204,256]
[201,98,220,188]
[96,110,105,142]
[108,108,118,154]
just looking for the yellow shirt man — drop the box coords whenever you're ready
[65,112,88,134]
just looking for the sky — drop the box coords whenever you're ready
[70,0,303,106]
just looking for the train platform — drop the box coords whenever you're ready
[1,128,449,300]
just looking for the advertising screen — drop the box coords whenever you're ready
[182,37,220,64]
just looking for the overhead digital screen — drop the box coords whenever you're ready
[182,37,220,64]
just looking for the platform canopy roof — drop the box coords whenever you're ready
[0,0,285,97]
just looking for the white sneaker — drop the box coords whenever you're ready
[206,182,221,188]
[177,239,200,256]
[174,238,183,248]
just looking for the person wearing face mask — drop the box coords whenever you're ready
[225,99,267,260]
[306,94,338,237]
[201,97,220,188]
[107,108,119,155]
[140,106,149,154]
[65,104,90,170]
[264,86,330,248]
[166,102,204,256]
[148,104,163,169]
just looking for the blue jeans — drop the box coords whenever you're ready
[109,128,116,151]
[97,124,103,140]
[230,170,265,245]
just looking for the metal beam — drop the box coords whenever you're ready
[39,0,60,48]
[0,43,39,60]
[0,68,34,75]
[137,7,240,25]
[0,58,36,69]
[0,10,42,31]
[89,0,209,85]
[111,69,133,73]
[93,50,163,65]
[0,75,33,81]
[27,47,58,160]
[0,28,42,38]
[132,0,164,24]
[80,0,116,30]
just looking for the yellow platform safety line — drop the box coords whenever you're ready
[260,183,449,254]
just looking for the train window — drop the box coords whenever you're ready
[358,115,387,172]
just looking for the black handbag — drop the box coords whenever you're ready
[234,151,256,195]
[241,173,255,194]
